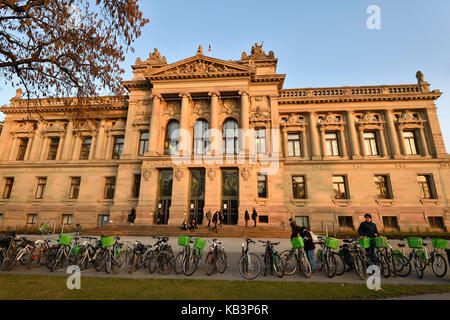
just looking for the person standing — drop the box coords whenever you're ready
[251,208,258,227]
[289,218,299,239]
[129,208,136,225]
[299,226,316,271]
[358,213,379,260]
[219,209,224,228]
[245,210,250,227]
[212,211,219,233]
[206,209,212,228]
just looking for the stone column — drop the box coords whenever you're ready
[122,101,138,159]
[301,130,309,159]
[384,110,400,158]
[104,134,112,159]
[8,137,17,161]
[358,128,366,157]
[424,107,448,158]
[56,136,65,160]
[61,121,74,160]
[89,135,97,160]
[94,120,106,160]
[282,130,288,157]
[208,91,219,156]
[269,96,280,158]
[397,127,407,155]
[24,135,34,161]
[418,127,430,156]
[345,111,361,159]
[338,128,348,158]
[308,112,321,160]
[239,90,250,155]
[378,128,388,157]
[320,129,327,157]
[71,135,81,160]
[148,95,161,156]
[29,122,44,160]
[39,137,49,161]
[179,93,191,156]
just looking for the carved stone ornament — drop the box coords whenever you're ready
[142,169,152,181]
[12,121,36,133]
[192,100,208,117]
[43,121,67,133]
[250,96,270,120]
[241,42,274,60]
[207,168,217,182]
[164,60,233,75]
[138,48,167,65]
[220,99,238,116]
[74,119,99,133]
[174,168,184,181]
[241,168,251,181]
[164,101,180,118]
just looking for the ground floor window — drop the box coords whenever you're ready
[382,216,399,230]
[295,216,310,229]
[62,214,73,225]
[338,216,354,229]
[428,216,445,231]
[27,214,37,225]
[259,216,269,223]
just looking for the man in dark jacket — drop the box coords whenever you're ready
[251,208,258,227]
[245,210,250,227]
[289,218,299,239]
[358,213,379,259]
[212,211,219,233]
[129,208,136,225]
[299,226,316,271]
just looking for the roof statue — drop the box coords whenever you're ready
[135,48,167,65]
[241,42,275,60]
[196,45,204,56]
[416,70,424,83]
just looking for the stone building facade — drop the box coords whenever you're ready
[0,44,449,232]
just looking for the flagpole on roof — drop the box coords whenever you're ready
[209,41,211,57]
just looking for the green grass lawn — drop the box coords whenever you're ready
[2,274,450,300]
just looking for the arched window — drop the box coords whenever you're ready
[193,119,210,155]
[164,120,180,155]
[222,118,239,154]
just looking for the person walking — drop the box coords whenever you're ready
[212,211,219,233]
[299,226,316,272]
[245,210,250,227]
[206,209,212,228]
[129,208,136,225]
[358,213,379,261]
[251,208,258,227]
[219,209,224,228]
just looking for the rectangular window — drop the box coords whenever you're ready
[104,177,116,199]
[257,174,268,198]
[35,177,47,199]
[258,216,269,223]
[374,175,392,199]
[428,217,445,230]
[295,216,310,229]
[3,178,14,199]
[133,174,141,198]
[27,214,37,225]
[47,137,60,160]
[338,216,354,229]
[16,138,29,161]
[139,131,149,156]
[62,214,73,225]
[383,216,399,230]
[287,133,302,157]
[69,177,81,200]
[292,176,307,199]
[333,175,349,199]
[325,132,340,156]
[112,136,125,159]
[417,175,436,199]
[255,128,267,155]
[0,214,3,223]
[364,132,379,156]
[403,131,418,155]
[79,137,92,160]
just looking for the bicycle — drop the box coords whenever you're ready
[339,238,368,280]
[50,234,76,272]
[421,238,448,278]
[259,240,284,278]
[238,238,261,280]
[182,237,206,276]
[316,236,343,278]
[74,236,102,270]
[129,240,151,274]
[204,238,227,276]
[280,236,312,278]
[154,237,176,274]
[175,235,193,274]
[394,238,426,279]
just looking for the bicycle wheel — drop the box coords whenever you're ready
[183,253,199,276]
[217,250,227,274]
[95,250,106,272]
[378,254,390,278]
[156,251,174,275]
[280,250,297,276]
[394,253,411,277]
[51,248,63,272]
[238,253,261,280]
[175,251,185,274]
[354,253,367,280]
[205,252,215,276]
[431,253,447,278]
[299,251,312,278]
[148,251,157,274]
[316,249,324,272]
[324,254,337,278]
[272,253,284,278]
[130,254,139,274]
[413,254,425,279]
[112,249,126,275]
[19,251,29,266]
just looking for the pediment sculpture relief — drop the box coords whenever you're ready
[12,121,35,133]
[220,99,239,116]
[250,96,270,120]
[192,100,208,117]
[163,60,235,75]
[164,101,181,118]
[43,121,67,133]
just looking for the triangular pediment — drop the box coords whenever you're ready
[147,56,254,79]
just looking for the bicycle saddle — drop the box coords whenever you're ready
[398,244,406,248]
[343,239,353,243]
[423,243,427,247]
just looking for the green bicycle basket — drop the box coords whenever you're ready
[59,234,73,246]
[291,236,305,249]
[407,237,423,249]
[326,237,340,249]
[432,238,448,249]
[194,238,206,250]
[178,235,190,247]
[359,238,371,249]
[101,236,115,248]
[374,236,388,248]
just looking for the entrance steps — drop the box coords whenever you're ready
[85,224,290,239]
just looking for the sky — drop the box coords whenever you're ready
[1,0,449,150]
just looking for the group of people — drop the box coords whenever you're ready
[289,213,380,272]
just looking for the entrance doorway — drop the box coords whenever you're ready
[98,214,110,227]
[156,169,173,225]
[189,169,205,225]
[221,169,239,225]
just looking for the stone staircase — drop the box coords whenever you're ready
[85,224,290,239]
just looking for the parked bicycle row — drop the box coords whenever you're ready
[0,231,448,281]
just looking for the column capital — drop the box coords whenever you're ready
[150,94,163,100]
[239,90,249,97]
[179,92,192,99]
[208,90,220,98]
